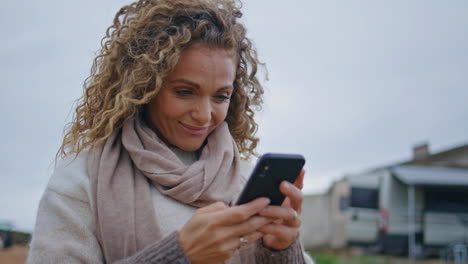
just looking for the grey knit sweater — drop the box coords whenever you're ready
[27,149,314,263]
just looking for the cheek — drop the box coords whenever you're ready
[146,99,160,124]
[156,96,186,120]
[170,100,193,118]
[148,97,177,129]
[214,103,230,121]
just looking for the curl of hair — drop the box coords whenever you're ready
[59,0,265,160]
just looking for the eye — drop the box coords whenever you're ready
[215,95,231,102]
[175,89,193,96]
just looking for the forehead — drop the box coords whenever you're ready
[166,44,237,84]
[178,44,236,66]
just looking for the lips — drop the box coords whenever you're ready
[179,122,210,135]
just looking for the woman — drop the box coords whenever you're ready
[28,0,313,263]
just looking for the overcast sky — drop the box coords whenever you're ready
[1,0,467,232]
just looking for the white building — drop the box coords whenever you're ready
[300,142,468,256]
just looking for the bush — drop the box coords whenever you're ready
[10,230,31,245]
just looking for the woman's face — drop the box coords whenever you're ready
[146,44,236,152]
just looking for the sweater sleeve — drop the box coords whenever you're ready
[114,231,189,264]
[254,237,314,264]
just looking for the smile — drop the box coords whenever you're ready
[179,122,210,135]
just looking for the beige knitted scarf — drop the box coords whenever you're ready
[87,117,244,263]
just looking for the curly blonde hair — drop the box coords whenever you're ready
[59,0,264,160]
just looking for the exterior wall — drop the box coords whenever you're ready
[348,171,380,188]
[383,175,425,235]
[301,193,331,249]
[300,179,350,249]
[346,170,383,245]
[379,170,392,213]
[329,180,349,248]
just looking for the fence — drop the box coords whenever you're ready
[441,243,468,264]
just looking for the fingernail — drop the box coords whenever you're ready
[283,181,291,189]
[293,210,298,219]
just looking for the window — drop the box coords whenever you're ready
[339,196,349,211]
[350,187,378,209]
[425,188,468,213]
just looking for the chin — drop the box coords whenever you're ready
[176,142,203,152]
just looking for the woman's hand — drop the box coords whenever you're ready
[257,169,305,250]
[178,197,271,264]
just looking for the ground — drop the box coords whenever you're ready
[0,245,28,264]
[308,248,442,264]
[0,245,444,263]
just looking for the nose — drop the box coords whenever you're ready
[191,98,212,125]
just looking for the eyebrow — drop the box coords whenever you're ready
[168,78,233,91]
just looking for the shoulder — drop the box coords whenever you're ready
[46,150,91,202]
[29,149,103,263]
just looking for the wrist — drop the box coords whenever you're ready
[261,232,300,251]
[177,230,201,264]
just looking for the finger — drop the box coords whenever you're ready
[216,236,242,256]
[258,206,299,225]
[237,231,264,248]
[225,215,272,238]
[258,223,298,244]
[293,169,305,190]
[280,181,303,213]
[213,197,270,225]
[244,231,264,243]
[220,234,259,254]
[217,231,264,253]
[280,169,305,208]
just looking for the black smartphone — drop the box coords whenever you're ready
[235,153,305,206]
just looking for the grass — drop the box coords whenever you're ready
[312,253,405,264]
[307,249,441,264]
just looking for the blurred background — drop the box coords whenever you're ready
[1,0,467,263]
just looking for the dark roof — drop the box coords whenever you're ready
[363,142,468,174]
[391,165,468,187]
[403,143,468,167]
